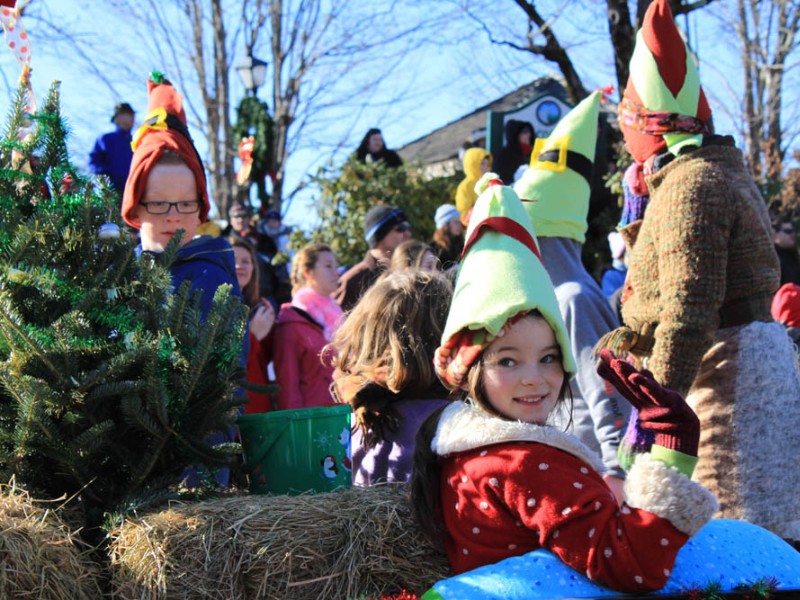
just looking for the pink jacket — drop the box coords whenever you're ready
[272,303,335,411]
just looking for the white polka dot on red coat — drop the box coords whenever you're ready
[515,520,522,527]
[580,467,589,474]
[561,507,572,515]
[463,548,469,555]
[472,526,480,534]
[594,501,602,511]
[455,502,459,510]
[634,576,643,584]
[552,529,560,538]
[526,498,536,507]
[604,547,613,558]
[461,475,468,483]
[664,569,670,577]
[508,543,517,550]
[588,527,595,538]
[621,506,631,514]
[479,501,489,510]
[480,450,488,456]
[573,481,583,489]
[538,463,549,470]
[660,538,669,546]
[489,477,499,486]
[617,528,622,537]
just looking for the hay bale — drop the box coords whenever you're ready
[109,485,450,599]
[0,481,103,599]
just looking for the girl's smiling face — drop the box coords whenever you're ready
[480,314,565,424]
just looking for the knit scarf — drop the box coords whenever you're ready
[292,287,343,341]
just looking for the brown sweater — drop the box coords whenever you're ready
[621,140,779,396]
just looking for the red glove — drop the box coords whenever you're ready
[596,349,699,457]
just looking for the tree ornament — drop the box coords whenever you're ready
[98,222,121,240]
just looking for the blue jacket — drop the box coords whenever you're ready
[89,127,133,193]
[169,235,243,317]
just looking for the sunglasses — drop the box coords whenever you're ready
[394,222,411,233]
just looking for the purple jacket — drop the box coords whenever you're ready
[351,398,449,487]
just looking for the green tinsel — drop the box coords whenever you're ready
[149,70,165,84]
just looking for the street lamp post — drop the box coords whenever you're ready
[235,53,268,96]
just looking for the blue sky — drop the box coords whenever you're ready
[0,1,797,229]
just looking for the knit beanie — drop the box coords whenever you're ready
[363,205,408,248]
[771,283,800,328]
[513,90,602,243]
[434,204,460,230]
[618,0,713,163]
[618,162,651,228]
[122,71,210,228]
[434,173,575,389]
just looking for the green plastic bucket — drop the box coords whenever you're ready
[237,404,352,495]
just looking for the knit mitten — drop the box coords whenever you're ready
[597,350,700,475]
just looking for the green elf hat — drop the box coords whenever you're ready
[512,90,603,243]
[434,173,576,388]
[618,0,713,163]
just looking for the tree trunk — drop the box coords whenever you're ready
[606,0,637,92]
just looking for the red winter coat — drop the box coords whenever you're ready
[433,402,717,593]
[272,304,335,411]
[243,330,273,414]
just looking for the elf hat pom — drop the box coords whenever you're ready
[618,0,713,163]
[513,90,603,243]
[121,71,210,228]
[434,173,576,389]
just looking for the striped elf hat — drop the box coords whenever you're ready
[619,0,713,163]
[513,90,603,243]
[434,173,576,388]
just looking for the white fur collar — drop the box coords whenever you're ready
[431,401,607,474]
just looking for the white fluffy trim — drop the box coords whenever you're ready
[625,453,718,536]
[432,401,606,474]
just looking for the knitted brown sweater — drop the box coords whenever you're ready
[621,140,779,396]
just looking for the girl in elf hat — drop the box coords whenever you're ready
[606,0,800,541]
[410,174,717,593]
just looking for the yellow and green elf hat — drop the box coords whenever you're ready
[434,173,576,388]
[512,90,603,244]
[618,0,713,163]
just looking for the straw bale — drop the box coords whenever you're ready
[0,481,103,599]
[108,484,450,599]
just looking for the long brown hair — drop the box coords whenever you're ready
[228,236,260,307]
[328,271,453,447]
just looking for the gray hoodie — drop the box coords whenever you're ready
[538,237,630,478]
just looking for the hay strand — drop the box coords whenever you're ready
[109,485,450,599]
[0,479,103,599]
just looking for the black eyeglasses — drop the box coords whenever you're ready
[394,222,411,233]
[139,200,200,215]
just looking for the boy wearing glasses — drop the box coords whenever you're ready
[121,72,244,489]
[121,72,242,318]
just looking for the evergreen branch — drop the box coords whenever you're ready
[68,420,115,458]
[0,298,66,384]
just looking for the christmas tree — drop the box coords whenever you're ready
[0,83,247,534]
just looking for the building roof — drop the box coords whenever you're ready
[397,77,569,166]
